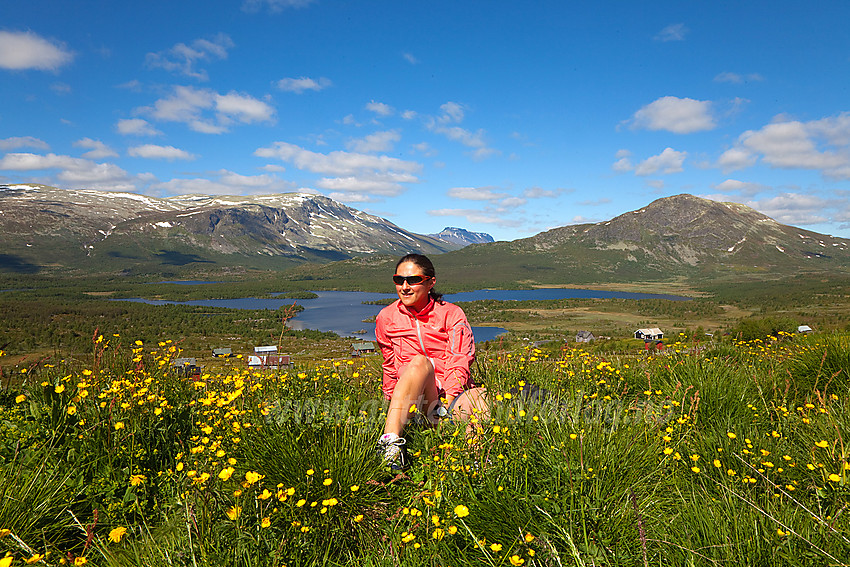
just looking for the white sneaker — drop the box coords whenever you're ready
[377,433,407,470]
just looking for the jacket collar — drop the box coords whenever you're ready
[397,296,435,318]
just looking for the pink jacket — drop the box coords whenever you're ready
[375,297,475,400]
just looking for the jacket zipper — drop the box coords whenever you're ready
[414,316,427,355]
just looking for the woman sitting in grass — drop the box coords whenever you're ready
[375,253,488,470]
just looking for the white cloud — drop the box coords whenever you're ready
[401,110,418,120]
[0,152,136,191]
[128,144,197,161]
[275,76,332,93]
[448,186,508,201]
[717,146,757,172]
[634,148,687,176]
[116,118,162,136]
[424,101,498,160]
[255,141,421,199]
[654,23,688,42]
[403,53,418,64]
[434,125,487,147]
[630,96,716,134]
[714,72,764,84]
[316,173,414,196]
[145,33,233,81]
[346,130,400,153]
[153,169,296,196]
[328,191,380,203]
[51,82,71,95]
[366,100,395,116]
[412,142,436,156]
[74,138,119,159]
[447,186,527,211]
[438,102,465,124]
[242,0,316,12]
[0,136,49,151]
[0,31,73,71]
[712,179,767,197]
[522,186,567,199]
[612,149,633,173]
[745,193,830,226]
[140,86,275,133]
[255,141,420,176]
[260,164,286,172]
[720,113,850,179]
[427,208,521,227]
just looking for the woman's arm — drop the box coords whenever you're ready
[440,305,475,398]
[375,310,399,400]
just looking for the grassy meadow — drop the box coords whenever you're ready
[0,329,848,567]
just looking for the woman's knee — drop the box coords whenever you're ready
[405,355,434,376]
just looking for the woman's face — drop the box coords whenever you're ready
[394,261,434,311]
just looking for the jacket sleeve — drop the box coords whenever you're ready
[440,305,475,398]
[374,309,398,400]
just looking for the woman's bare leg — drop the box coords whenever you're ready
[450,387,489,436]
[384,355,440,436]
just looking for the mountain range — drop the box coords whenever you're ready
[0,184,489,274]
[2,184,849,285]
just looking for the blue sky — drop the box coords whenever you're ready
[2,1,850,242]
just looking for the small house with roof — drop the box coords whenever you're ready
[248,354,291,369]
[213,347,232,357]
[172,357,201,378]
[634,327,664,341]
[351,341,376,357]
[575,330,596,343]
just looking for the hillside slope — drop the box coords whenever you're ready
[0,184,460,274]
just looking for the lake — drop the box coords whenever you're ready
[119,287,688,343]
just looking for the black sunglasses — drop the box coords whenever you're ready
[392,274,432,286]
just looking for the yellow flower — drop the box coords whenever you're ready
[75,557,88,566]
[490,543,503,552]
[454,504,470,518]
[323,478,333,486]
[226,506,241,520]
[258,489,272,500]
[828,473,841,482]
[727,432,736,439]
[114,421,125,430]
[261,517,271,528]
[55,384,66,394]
[524,533,535,543]
[713,459,722,468]
[306,469,314,476]
[219,467,235,481]
[354,514,364,523]
[108,526,128,543]
[0,556,10,567]
[15,395,25,404]
[447,525,458,534]
[691,466,700,473]
[509,555,525,566]
[129,474,145,486]
[432,528,445,540]
[67,405,77,415]
[26,553,46,563]
[245,471,264,484]
[350,485,359,492]
[815,440,829,448]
